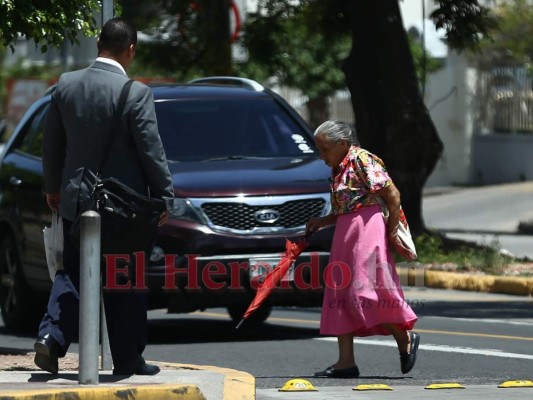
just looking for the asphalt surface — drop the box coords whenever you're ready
[423,182,533,259]
[2,287,531,399]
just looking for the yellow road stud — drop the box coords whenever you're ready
[353,384,393,391]
[498,380,533,388]
[279,378,318,392]
[425,383,465,389]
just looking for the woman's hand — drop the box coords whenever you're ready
[388,227,415,260]
[306,214,336,236]
[388,227,403,248]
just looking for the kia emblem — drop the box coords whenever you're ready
[254,209,280,224]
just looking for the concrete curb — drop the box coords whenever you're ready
[397,266,533,296]
[0,384,205,400]
[0,362,255,400]
[157,362,256,400]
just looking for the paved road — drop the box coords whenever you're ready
[141,289,533,395]
[1,290,532,399]
[423,182,533,259]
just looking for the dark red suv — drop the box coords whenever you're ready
[0,77,334,332]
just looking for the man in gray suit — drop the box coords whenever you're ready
[35,18,174,376]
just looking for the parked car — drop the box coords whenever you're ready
[0,76,334,332]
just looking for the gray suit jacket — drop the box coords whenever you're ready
[42,61,174,221]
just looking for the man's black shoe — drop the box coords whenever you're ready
[400,331,420,374]
[313,365,360,378]
[113,363,161,376]
[34,334,59,374]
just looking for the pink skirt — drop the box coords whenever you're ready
[320,205,417,337]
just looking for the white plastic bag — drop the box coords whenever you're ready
[43,212,64,282]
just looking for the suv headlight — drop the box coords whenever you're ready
[170,198,207,223]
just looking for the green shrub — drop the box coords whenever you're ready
[412,233,513,275]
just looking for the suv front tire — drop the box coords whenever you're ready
[0,233,44,332]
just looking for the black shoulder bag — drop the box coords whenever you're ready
[71,80,166,257]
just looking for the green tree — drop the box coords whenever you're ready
[478,0,533,66]
[238,0,443,129]
[0,0,101,52]
[236,0,350,129]
[337,0,495,235]
[124,0,232,80]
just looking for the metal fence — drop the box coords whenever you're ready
[271,86,355,126]
[476,66,533,134]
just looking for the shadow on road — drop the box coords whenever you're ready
[147,317,320,345]
[3,297,531,347]
[416,301,533,319]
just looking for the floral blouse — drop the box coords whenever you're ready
[330,146,392,215]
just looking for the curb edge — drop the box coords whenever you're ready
[156,362,255,400]
[397,267,533,296]
[0,383,205,400]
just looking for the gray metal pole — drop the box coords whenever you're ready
[100,287,112,370]
[102,0,114,25]
[79,211,101,384]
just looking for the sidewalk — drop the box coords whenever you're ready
[0,357,255,400]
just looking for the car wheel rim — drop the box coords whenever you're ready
[0,244,17,316]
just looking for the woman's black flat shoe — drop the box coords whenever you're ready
[313,365,360,378]
[400,331,420,374]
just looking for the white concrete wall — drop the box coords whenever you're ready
[424,53,476,186]
[473,134,533,184]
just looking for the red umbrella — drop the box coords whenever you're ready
[236,236,309,329]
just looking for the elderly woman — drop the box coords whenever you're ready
[307,120,419,378]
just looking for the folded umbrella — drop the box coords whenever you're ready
[235,235,309,329]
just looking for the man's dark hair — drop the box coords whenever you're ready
[97,18,137,55]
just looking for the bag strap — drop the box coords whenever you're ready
[353,147,390,220]
[97,79,134,177]
[352,147,367,186]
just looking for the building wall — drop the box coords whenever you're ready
[424,53,476,186]
[472,134,533,184]
[399,0,533,188]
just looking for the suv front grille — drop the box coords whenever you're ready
[201,199,326,231]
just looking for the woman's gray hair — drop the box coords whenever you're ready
[313,120,359,145]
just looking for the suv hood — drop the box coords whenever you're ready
[170,157,330,197]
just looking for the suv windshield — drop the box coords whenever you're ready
[155,98,316,162]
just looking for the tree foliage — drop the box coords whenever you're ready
[237,0,350,100]
[235,0,351,127]
[0,0,102,52]
[123,0,232,80]
[408,38,443,82]
[429,0,496,52]
[478,0,533,65]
